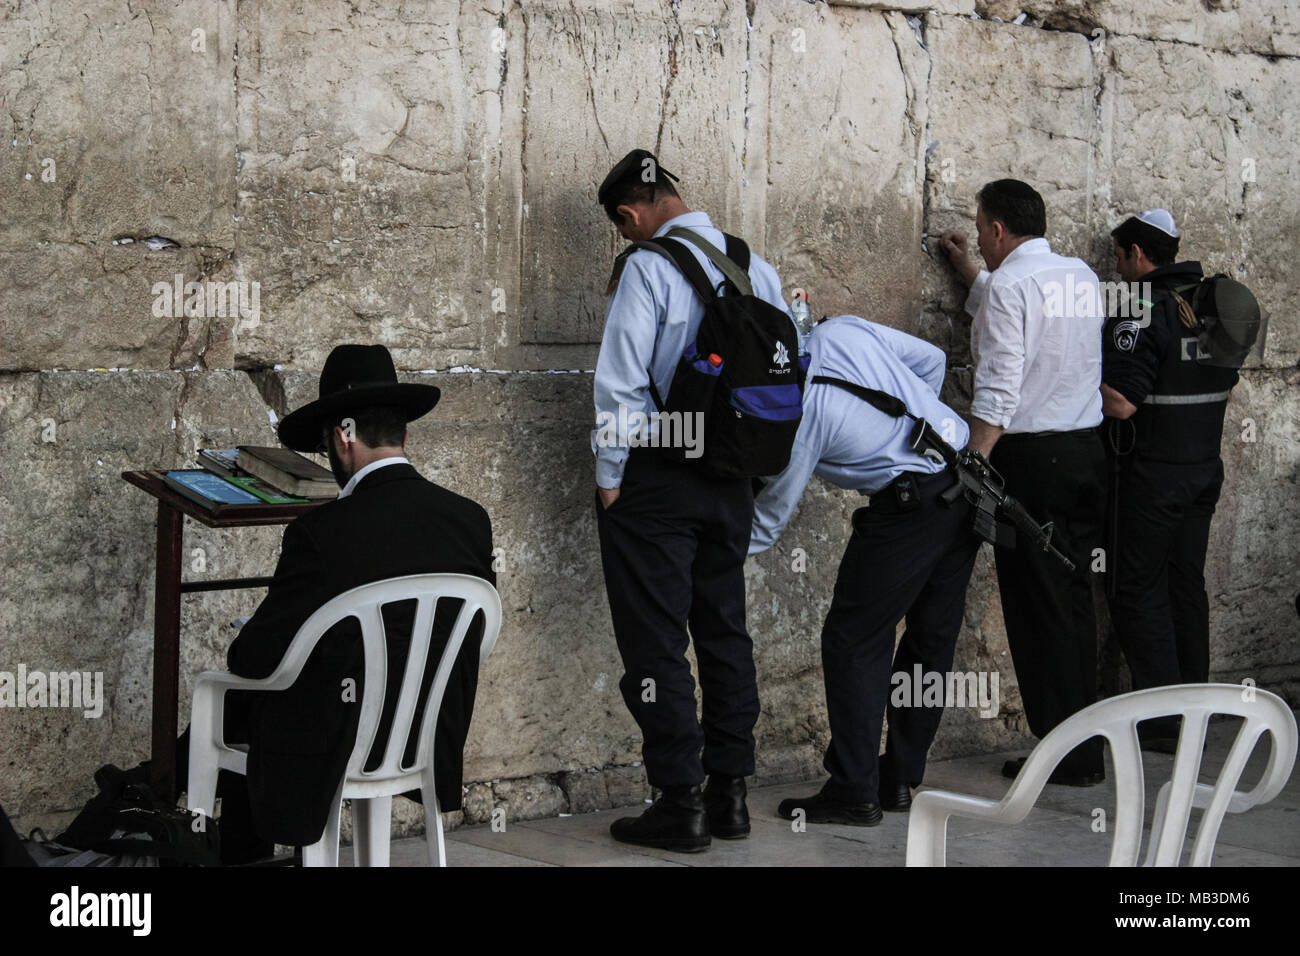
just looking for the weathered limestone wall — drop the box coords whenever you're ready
[2,0,1296,835]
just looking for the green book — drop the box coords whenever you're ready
[223,475,308,504]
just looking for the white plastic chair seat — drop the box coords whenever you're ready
[186,573,502,867]
[905,683,1297,867]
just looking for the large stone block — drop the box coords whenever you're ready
[1097,36,1300,367]
[751,4,929,328]
[920,16,1099,373]
[1209,369,1300,683]
[0,0,236,246]
[976,0,1300,57]
[513,0,748,345]
[0,245,240,372]
[232,0,506,370]
[0,368,286,833]
[924,16,1098,276]
[0,0,238,371]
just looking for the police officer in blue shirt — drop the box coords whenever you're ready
[593,149,790,852]
[751,315,981,823]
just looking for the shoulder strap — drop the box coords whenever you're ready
[723,233,751,273]
[609,233,754,411]
[1169,279,1203,330]
[663,227,754,297]
[616,240,707,412]
[625,238,718,303]
[810,374,912,420]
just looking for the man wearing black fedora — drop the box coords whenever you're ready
[187,343,496,860]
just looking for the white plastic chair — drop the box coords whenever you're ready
[187,573,502,867]
[906,683,1297,867]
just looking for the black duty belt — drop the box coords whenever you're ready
[865,469,951,514]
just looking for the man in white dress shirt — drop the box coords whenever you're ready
[940,179,1107,786]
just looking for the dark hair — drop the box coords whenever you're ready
[976,179,1047,238]
[601,177,679,224]
[1110,216,1179,267]
[326,405,407,449]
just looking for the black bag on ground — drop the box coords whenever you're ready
[53,763,220,867]
[0,801,37,867]
[631,228,804,478]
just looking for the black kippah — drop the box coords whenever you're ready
[598,148,679,206]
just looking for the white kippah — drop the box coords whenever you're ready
[1136,208,1178,238]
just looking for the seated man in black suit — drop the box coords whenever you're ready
[191,344,495,861]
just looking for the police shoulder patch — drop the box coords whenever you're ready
[1113,320,1140,353]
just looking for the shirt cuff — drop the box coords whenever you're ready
[596,453,627,490]
[970,394,1014,429]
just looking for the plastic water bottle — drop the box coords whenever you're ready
[790,289,813,355]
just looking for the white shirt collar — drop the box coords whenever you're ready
[338,456,409,499]
[999,236,1051,269]
[653,210,713,238]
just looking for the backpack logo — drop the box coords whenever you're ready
[772,340,790,368]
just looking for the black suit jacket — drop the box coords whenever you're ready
[225,462,494,846]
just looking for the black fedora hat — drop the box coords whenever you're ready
[277,344,440,452]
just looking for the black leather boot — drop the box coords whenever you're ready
[610,784,710,853]
[878,780,913,812]
[777,788,883,826]
[703,775,750,839]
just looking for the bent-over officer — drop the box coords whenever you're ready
[752,315,981,824]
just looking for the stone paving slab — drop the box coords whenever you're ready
[371,712,1300,867]
[389,839,554,869]
[450,818,686,867]
[512,788,899,868]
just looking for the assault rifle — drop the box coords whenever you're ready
[809,374,1076,572]
[907,418,1076,572]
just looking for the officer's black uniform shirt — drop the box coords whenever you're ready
[1103,261,1239,464]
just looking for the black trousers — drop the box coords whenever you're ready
[1108,456,1222,710]
[820,472,981,805]
[596,449,758,788]
[990,430,1107,778]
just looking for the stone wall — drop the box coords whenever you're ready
[2,0,1296,836]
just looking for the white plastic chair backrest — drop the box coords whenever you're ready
[258,573,502,783]
[1003,684,1295,867]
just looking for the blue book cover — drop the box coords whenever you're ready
[163,470,262,506]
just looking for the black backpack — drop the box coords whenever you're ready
[626,228,804,478]
[1170,274,1263,368]
[51,763,221,866]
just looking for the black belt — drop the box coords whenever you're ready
[865,469,951,514]
[997,427,1099,443]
